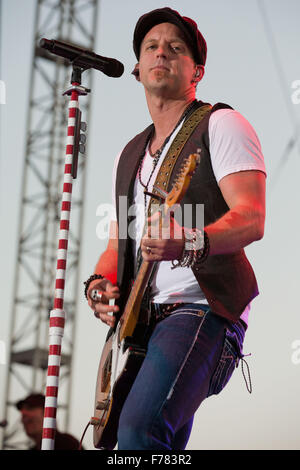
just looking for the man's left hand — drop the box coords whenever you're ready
[140,211,185,262]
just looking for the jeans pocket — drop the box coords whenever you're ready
[207,330,239,397]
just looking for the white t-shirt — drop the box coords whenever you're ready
[110,108,266,325]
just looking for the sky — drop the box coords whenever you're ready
[0,0,300,451]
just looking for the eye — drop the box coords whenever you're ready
[146,43,156,51]
[171,44,183,53]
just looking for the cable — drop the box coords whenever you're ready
[257,1,300,137]
[78,420,91,450]
[269,134,298,193]
[257,0,300,180]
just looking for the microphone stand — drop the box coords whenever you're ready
[41,65,89,450]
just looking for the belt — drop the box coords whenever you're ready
[150,302,207,323]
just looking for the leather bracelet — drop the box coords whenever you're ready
[84,274,104,299]
[196,230,210,264]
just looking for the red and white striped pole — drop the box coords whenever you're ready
[41,83,83,450]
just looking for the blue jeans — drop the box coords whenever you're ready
[117,304,246,450]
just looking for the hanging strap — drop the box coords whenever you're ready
[136,103,212,318]
[146,103,212,216]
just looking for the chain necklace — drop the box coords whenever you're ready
[138,99,198,213]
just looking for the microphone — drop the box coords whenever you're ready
[39,38,124,78]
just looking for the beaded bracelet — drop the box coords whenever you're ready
[84,274,104,299]
[171,228,209,270]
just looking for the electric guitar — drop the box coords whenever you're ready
[91,152,200,449]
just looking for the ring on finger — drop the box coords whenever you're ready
[91,289,102,301]
[146,246,152,254]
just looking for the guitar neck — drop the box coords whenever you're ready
[119,259,156,342]
[117,153,200,343]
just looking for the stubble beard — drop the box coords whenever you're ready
[146,69,177,97]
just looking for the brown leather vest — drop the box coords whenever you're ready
[114,102,259,323]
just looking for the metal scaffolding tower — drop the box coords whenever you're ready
[2,0,99,449]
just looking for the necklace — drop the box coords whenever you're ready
[138,99,198,212]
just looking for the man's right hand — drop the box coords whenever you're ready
[87,278,120,328]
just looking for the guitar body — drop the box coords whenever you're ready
[93,324,146,449]
[91,153,200,449]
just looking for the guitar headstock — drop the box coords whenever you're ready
[165,150,201,208]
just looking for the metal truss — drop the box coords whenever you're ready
[1,0,99,449]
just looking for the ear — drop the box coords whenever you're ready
[131,63,140,81]
[192,65,205,84]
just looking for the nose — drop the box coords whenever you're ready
[156,43,168,58]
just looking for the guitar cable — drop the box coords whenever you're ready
[78,404,110,450]
[78,420,91,450]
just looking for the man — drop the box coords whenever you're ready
[16,393,81,450]
[85,8,266,450]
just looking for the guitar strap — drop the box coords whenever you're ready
[136,103,212,323]
[147,103,212,215]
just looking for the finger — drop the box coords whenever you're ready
[87,279,110,304]
[140,241,155,256]
[95,303,119,315]
[90,288,120,304]
[106,284,120,297]
[147,211,161,224]
[141,236,155,250]
[147,222,162,240]
[96,312,116,328]
[141,251,161,262]
[141,236,165,251]
[90,289,106,303]
[146,211,163,237]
